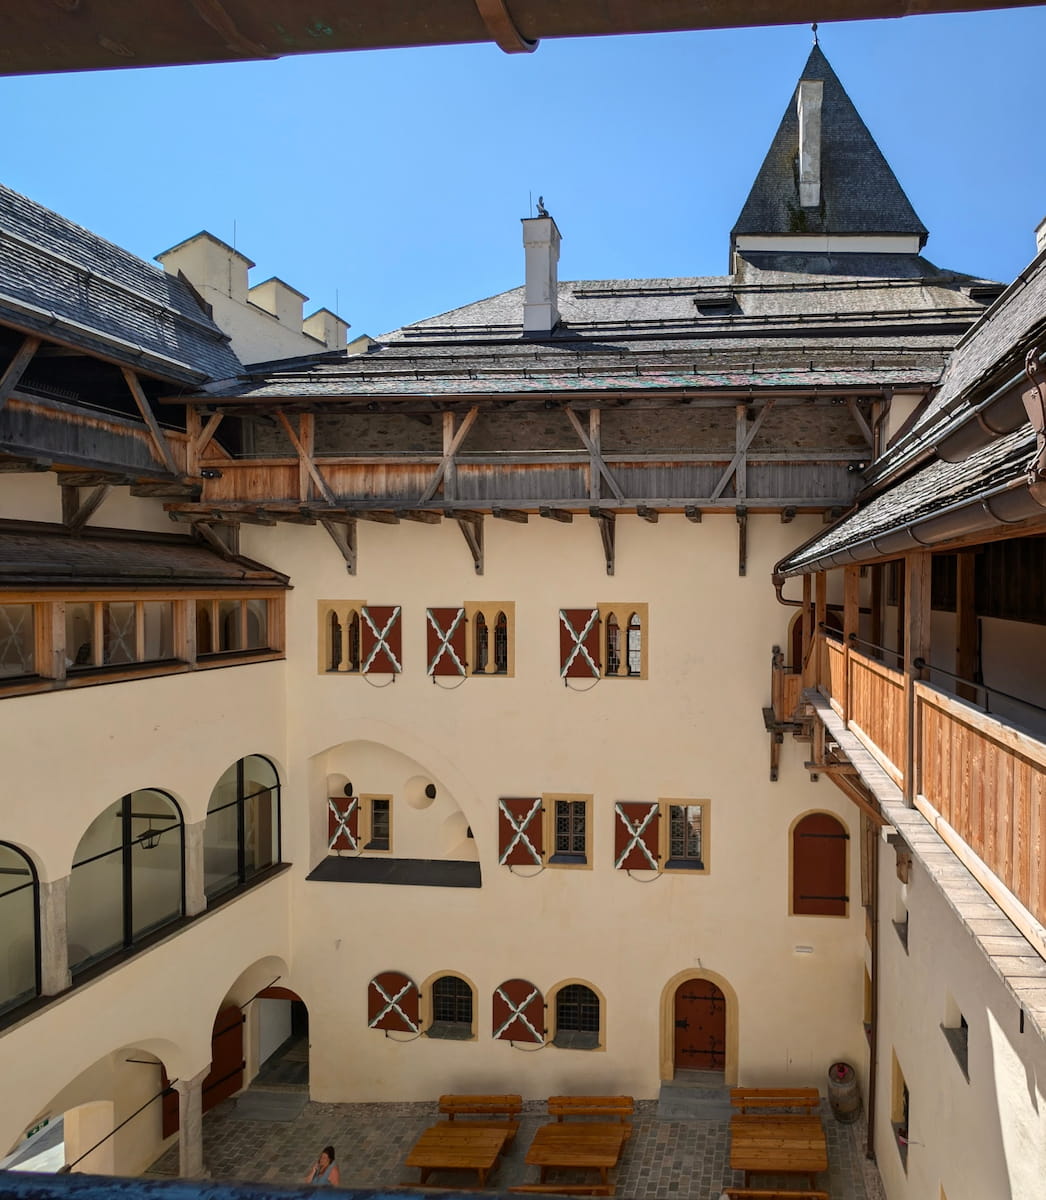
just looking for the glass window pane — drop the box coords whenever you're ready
[0,845,36,1012]
[103,602,137,665]
[67,849,124,971]
[242,755,280,798]
[0,605,35,677]
[196,600,214,654]
[244,787,278,879]
[669,805,703,863]
[66,602,95,669]
[245,599,268,650]
[204,796,240,900]
[219,600,242,651]
[74,799,124,864]
[142,602,174,661]
[127,789,182,939]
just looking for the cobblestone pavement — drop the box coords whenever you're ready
[148,1093,886,1199]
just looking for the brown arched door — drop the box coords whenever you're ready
[673,979,726,1071]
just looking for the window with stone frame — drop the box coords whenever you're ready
[427,974,475,1040]
[465,602,515,676]
[553,982,601,1050]
[545,794,590,866]
[559,604,647,679]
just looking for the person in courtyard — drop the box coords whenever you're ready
[304,1145,340,1187]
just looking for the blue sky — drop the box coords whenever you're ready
[3,9,1045,338]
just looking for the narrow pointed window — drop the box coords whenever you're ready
[626,612,642,676]
[347,610,361,672]
[494,611,509,674]
[328,610,343,671]
[474,610,489,674]
[605,612,621,675]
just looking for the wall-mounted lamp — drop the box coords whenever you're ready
[343,782,354,797]
[424,784,437,799]
[200,468,223,479]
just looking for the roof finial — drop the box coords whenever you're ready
[812,22,819,46]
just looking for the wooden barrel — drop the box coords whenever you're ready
[827,1061,861,1123]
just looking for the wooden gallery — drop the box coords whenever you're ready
[0,44,1044,1200]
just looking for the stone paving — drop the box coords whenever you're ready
[147,1091,886,1199]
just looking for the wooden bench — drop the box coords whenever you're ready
[729,1088,820,1114]
[509,1186,615,1195]
[438,1093,523,1142]
[547,1095,634,1135]
[720,1190,829,1200]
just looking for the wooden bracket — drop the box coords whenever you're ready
[419,406,479,502]
[0,335,41,413]
[565,407,626,503]
[397,509,442,524]
[736,505,748,577]
[492,508,529,523]
[121,367,182,476]
[61,483,111,534]
[636,506,659,523]
[321,517,357,575]
[781,506,797,523]
[589,507,615,576]
[457,514,484,575]
[539,507,573,523]
[684,506,702,523]
[191,521,239,559]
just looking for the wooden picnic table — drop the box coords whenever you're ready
[405,1122,510,1186]
[728,1113,828,1188]
[525,1121,630,1185]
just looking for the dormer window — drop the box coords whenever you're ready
[692,290,737,316]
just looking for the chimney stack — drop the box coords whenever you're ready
[521,212,561,334]
[797,79,824,209]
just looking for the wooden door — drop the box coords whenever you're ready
[159,1006,244,1137]
[673,980,726,1071]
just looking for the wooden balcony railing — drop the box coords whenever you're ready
[812,626,1046,943]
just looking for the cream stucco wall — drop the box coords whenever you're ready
[231,511,869,1103]
[875,843,1046,1200]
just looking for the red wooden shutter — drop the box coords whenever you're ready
[202,1006,245,1111]
[493,978,545,1044]
[361,605,402,674]
[559,608,601,677]
[614,802,660,869]
[498,796,544,865]
[368,971,420,1032]
[426,607,467,676]
[793,813,849,916]
[328,796,359,852]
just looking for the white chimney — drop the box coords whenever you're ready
[304,308,349,350]
[797,79,824,209]
[248,277,308,326]
[1036,216,1046,257]
[521,214,561,334]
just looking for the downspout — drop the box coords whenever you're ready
[867,826,880,1162]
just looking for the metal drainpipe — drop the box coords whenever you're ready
[867,827,880,1162]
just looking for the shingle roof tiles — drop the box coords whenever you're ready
[0,183,243,384]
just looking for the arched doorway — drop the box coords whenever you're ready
[673,979,726,1073]
[254,986,309,1089]
[660,970,738,1084]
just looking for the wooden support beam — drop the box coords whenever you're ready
[842,564,860,723]
[56,470,129,487]
[684,506,702,523]
[825,769,891,828]
[955,549,978,703]
[194,412,224,461]
[0,454,51,473]
[129,481,201,499]
[275,511,317,525]
[346,509,400,524]
[847,398,875,447]
[539,507,573,523]
[212,508,277,526]
[588,409,601,503]
[396,509,442,524]
[635,505,659,523]
[781,506,797,523]
[121,367,182,476]
[418,406,479,502]
[457,514,484,575]
[492,508,528,523]
[710,399,775,502]
[298,412,315,502]
[589,508,615,576]
[903,551,932,804]
[564,407,625,503]
[61,483,111,534]
[191,521,239,559]
[320,517,357,575]
[275,409,337,505]
[736,505,748,577]
[0,335,41,413]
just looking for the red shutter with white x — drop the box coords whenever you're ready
[328,796,359,852]
[492,978,545,1044]
[426,607,466,676]
[559,608,601,678]
[498,796,544,865]
[360,605,402,674]
[614,801,661,870]
[367,971,419,1032]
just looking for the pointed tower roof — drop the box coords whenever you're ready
[731,45,927,249]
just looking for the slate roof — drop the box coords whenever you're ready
[778,426,1037,573]
[197,260,987,403]
[0,183,243,385]
[0,524,288,588]
[732,46,927,243]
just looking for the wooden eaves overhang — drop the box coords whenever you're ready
[160,379,893,578]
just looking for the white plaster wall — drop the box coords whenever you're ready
[875,844,1046,1200]
[0,474,194,535]
[231,512,870,1103]
[258,998,293,1066]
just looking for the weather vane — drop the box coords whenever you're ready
[812,23,819,45]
